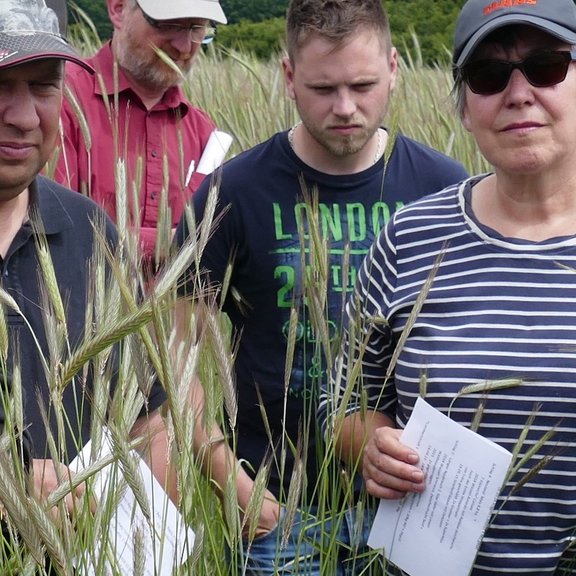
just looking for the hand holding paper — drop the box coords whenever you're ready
[363,425,426,500]
[367,397,512,576]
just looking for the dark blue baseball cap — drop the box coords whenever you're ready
[454,0,576,68]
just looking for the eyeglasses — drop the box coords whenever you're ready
[137,4,215,44]
[458,50,576,95]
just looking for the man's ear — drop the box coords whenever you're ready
[282,56,296,100]
[107,0,129,30]
[388,46,399,92]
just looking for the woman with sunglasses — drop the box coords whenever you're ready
[320,0,576,573]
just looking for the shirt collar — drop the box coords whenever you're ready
[29,177,75,236]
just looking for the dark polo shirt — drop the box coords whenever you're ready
[1,176,165,462]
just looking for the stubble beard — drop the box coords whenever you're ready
[305,121,376,159]
[295,80,392,158]
[298,98,389,161]
[327,129,371,157]
[114,30,191,93]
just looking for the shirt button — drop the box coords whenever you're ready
[151,150,158,158]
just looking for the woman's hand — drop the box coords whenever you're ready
[363,427,425,499]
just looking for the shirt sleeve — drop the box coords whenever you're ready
[174,172,233,302]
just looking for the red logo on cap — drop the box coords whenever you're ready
[484,0,537,15]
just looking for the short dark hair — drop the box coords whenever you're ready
[286,0,392,61]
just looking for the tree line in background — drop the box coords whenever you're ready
[70,0,466,65]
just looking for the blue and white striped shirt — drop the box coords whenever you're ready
[324,174,576,574]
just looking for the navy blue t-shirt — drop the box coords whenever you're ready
[176,130,468,501]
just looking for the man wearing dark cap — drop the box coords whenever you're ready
[53,0,227,272]
[0,0,172,529]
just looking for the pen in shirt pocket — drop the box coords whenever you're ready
[185,160,195,187]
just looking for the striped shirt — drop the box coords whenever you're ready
[323,174,576,574]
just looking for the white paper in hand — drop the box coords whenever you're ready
[367,397,512,576]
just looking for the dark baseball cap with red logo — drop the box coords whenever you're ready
[0,0,93,71]
[453,0,576,68]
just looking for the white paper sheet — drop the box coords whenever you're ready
[195,130,233,175]
[70,430,195,575]
[368,397,512,576]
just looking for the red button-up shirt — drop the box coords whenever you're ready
[54,42,216,260]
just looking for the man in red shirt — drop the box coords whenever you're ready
[54,0,227,271]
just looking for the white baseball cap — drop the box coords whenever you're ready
[137,0,227,25]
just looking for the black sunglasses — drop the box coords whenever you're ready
[458,50,576,95]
